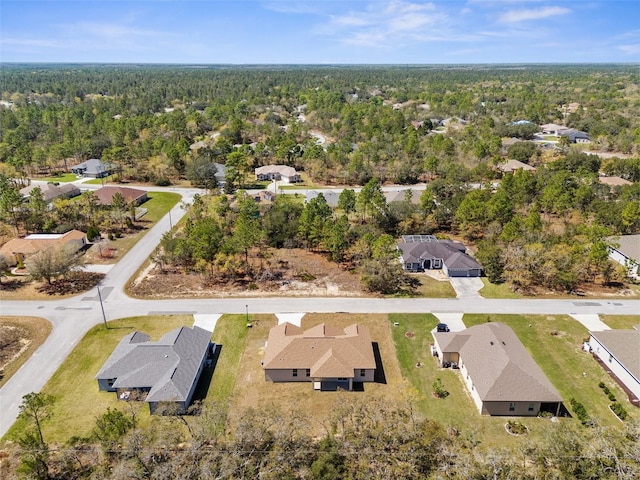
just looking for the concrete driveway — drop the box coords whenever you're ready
[449,277,484,298]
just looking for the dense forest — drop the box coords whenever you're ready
[4,393,639,479]
[1,64,639,294]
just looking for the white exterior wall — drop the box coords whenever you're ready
[608,248,639,278]
[589,335,640,399]
[459,359,483,413]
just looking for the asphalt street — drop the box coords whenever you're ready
[1,186,639,437]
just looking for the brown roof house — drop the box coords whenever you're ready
[0,230,87,266]
[589,327,640,405]
[262,323,376,391]
[96,326,213,414]
[20,183,81,203]
[499,159,537,174]
[94,186,148,206]
[432,323,562,416]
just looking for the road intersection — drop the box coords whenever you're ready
[1,187,639,437]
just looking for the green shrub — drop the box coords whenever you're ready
[569,398,593,426]
[598,382,605,389]
[607,392,617,402]
[610,403,628,421]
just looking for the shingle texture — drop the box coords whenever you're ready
[590,329,640,381]
[435,323,562,402]
[262,323,375,378]
[96,326,211,403]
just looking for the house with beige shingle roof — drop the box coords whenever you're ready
[0,230,87,266]
[432,323,562,416]
[607,235,640,279]
[255,165,301,183]
[588,327,640,405]
[262,323,376,391]
[20,183,81,203]
[94,186,148,206]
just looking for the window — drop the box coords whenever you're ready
[509,402,515,412]
[305,369,310,377]
[337,377,347,381]
[360,369,366,377]
[528,403,535,412]
[292,369,298,377]
[107,379,115,387]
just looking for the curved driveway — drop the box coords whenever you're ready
[1,187,639,437]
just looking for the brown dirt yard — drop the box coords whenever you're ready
[0,316,51,388]
[129,248,367,298]
[227,313,407,437]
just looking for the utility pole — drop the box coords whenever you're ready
[245,304,249,324]
[168,208,173,230]
[97,286,108,329]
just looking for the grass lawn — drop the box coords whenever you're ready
[388,313,543,449]
[463,314,640,428]
[83,175,117,185]
[412,274,456,297]
[205,314,250,407]
[479,278,522,299]
[600,315,640,329]
[0,317,51,389]
[33,173,78,183]
[227,313,405,437]
[2,315,195,444]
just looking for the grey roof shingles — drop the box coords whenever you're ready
[590,329,640,381]
[96,326,211,403]
[434,323,562,403]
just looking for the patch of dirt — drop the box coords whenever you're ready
[129,248,366,298]
[37,272,104,296]
[0,317,52,388]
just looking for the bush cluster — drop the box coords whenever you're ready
[569,398,593,426]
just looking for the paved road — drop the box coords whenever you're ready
[2,186,640,437]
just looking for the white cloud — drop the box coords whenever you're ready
[618,44,640,55]
[498,6,570,23]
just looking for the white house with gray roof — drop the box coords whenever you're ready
[589,327,640,404]
[398,235,483,277]
[96,326,213,414]
[607,235,640,279]
[432,323,562,416]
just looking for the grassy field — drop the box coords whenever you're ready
[413,274,457,297]
[0,317,51,389]
[479,278,522,298]
[3,315,195,443]
[227,313,406,436]
[82,175,117,185]
[600,315,640,329]
[388,313,545,449]
[463,314,640,428]
[33,173,78,183]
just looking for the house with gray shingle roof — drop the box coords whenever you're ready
[607,235,640,279]
[96,326,213,414]
[433,323,562,416]
[589,327,640,405]
[262,323,376,391]
[70,158,114,178]
[397,235,483,277]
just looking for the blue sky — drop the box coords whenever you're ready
[1,1,639,64]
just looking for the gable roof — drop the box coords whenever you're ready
[262,323,375,378]
[608,235,640,263]
[590,329,640,381]
[397,236,481,270]
[255,165,298,178]
[20,183,80,203]
[434,323,562,403]
[305,190,339,207]
[70,158,113,175]
[599,176,632,187]
[0,230,86,258]
[94,186,147,205]
[499,159,536,173]
[95,326,211,403]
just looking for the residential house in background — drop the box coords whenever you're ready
[255,165,301,183]
[0,230,87,266]
[398,235,483,277]
[94,186,148,206]
[589,327,640,404]
[70,158,114,178]
[499,159,537,174]
[262,322,376,391]
[96,326,213,414]
[383,189,421,205]
[20,183,81,203]
[599,176,632,188]
[607,235,640,279]
[539,123,590,143]
[305,190,339,208]
[432,323,563,416]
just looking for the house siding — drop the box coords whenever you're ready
[608,247,639,278]
[589,335,640,399]
[482,401,541,416]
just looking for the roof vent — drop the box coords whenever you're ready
[490,341,494,345]
[502,341,506,345]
